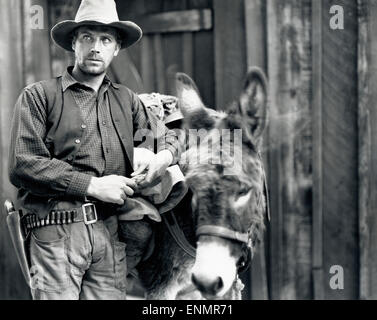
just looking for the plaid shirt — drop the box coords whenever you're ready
[8,67,180,199]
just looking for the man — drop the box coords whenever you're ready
[8,0,180,300]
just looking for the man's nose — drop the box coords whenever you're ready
[90,39,102,53]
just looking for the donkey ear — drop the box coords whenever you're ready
[174,72,214,130]
[238,67,268,142]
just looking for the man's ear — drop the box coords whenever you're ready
[238,67,269,142]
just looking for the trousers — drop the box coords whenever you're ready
[28,215,127,300]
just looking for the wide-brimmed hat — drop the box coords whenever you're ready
[51,0,142,52]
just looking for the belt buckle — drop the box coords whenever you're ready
[82,203,97,225]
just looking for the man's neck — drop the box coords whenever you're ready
[71,65,106,92]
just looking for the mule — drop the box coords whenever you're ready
[135,67,269,300]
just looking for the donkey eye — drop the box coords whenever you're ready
[234,187,252,209]
[237,187,251,197]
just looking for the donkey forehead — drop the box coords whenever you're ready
[185,160,262,192]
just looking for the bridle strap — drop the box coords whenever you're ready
[164,211,196,259]
[196,225,249,245]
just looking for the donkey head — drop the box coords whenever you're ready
[175,68,268,298]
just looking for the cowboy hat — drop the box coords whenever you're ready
[51,0,142,52]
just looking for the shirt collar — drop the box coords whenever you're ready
[62,66,119,92]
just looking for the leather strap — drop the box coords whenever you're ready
[196,225,249,245]
[163,211,196,258]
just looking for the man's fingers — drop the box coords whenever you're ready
[119,176,137,189]
[122,185,134,196]
[131,164,148,177]
[138,167,157,188]
[116,197,125,205]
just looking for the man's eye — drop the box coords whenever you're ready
[83,35,92,41]
[103,38,112,44]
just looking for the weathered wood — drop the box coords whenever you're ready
[188,0,215,107]
[266,0,283,300]
[49,0,77,77]
[311,0,324,300]
[137,9,212,34]
[153,34,166,93]
[182,33,194,77]
[0,0,30,300]
[358,0,377,300]
[213,0,246,109]
[23,0,52,84]
[244,0,268,300]
[267,0,313,300]
[244,0,266,70]
[357,0,369,300]
[140,35,154,93]
[322,0,359,300]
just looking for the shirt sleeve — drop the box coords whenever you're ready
[131,92,182,165]
[8,84,92,198]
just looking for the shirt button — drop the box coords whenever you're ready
[102,121,106,126]
[67,156,73,161]
[75,139,81,144]
[81,124,87,129]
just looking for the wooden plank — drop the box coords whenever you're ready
[266,0,283,300]
[358,0,377,300]
[182,33,194,76]
[23,0,52,83]
[267,0,313,300]
[357,0,370,300]
[244,0,266,70]
[0,0,30,300]
[191,28,214,107]
[311,0,324,300]
[213,0,246,109]
[140,35,154,92]
[322,0,359,300]
[153,34,166,93]
[244,0,268,300]
[137,9,212,34]
[48,0,78,77]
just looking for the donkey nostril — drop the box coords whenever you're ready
[192,273,224,295]
[213,276,224,292]
[191,273,199,287]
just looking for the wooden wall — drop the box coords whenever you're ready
[0,0,51,300]
[358,0,377,300]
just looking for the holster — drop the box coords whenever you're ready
[4,200,31,287]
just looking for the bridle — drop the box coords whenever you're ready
[194,154,270,272]
[195,223,256,273]
[164,154,270,274]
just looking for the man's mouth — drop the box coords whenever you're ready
[87,58,103,62]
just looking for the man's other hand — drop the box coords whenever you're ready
[132,150,173,188]
[87,175,137,205]
[132,147,156,177]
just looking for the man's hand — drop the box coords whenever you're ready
[131,149,173,188]
[86,175,137,205]
[132,147,156,177]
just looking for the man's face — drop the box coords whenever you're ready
[72,26,121,76]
